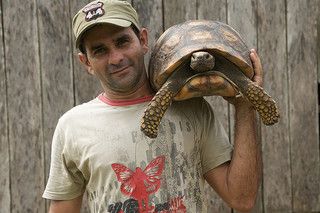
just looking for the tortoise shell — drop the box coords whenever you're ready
[149,20,254,91]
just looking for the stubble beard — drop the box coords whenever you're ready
[102,59,146,95]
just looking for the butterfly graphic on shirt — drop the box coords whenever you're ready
[111,155,165,212]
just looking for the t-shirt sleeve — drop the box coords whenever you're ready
[200,99,233,175]
[42,120,85,200]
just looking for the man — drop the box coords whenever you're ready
[43,0,262,212]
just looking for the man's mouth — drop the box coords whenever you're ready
[110,65,131,74]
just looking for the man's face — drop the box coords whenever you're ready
[79,24,148,96]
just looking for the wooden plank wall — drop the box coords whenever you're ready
[0,0,10,213]
[0,0,319,212]
[258,1,292,212]
[2,0,45,212]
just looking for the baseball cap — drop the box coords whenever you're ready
[72,0,140,48]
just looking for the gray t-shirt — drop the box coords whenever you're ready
[43,95,233,213]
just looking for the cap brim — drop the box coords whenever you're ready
[76,18,132,48]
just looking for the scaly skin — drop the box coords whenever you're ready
[141,62,194,138]
[245,82,279,125]
[141,84,175,138]
[212,54,280,125]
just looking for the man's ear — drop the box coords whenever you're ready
[139,28,149,54]
[78,53,95,75]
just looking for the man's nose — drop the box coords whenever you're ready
[108,49,124,65]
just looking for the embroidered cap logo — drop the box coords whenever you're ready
[82,2,105,21]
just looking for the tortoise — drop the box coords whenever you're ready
[141,20,280,138]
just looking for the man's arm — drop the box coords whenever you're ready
[204,49,262,212]
[48,195,83,213]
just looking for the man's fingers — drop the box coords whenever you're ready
[250,49,262,74]
[250,49,263,86]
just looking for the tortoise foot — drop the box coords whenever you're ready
[141,86,175,138]
[245,83,280,125]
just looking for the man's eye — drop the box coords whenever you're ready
[117,38,130,47]
[94,47,106,55]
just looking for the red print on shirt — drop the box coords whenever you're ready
[111,156,165,212]
[168,196,187,212]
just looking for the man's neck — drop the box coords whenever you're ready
[103,80,155,101]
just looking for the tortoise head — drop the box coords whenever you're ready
[141,20,279,138]
[190,51,216,72]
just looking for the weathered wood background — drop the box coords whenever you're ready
[0,0,319,212]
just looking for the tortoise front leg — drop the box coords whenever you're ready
[141,62,194,138]
[141,82,175,138]
[213,54,280,125]
[244,82,279,125]
[217,72,280,125]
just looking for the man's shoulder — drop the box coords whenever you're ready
[58,98,101,126]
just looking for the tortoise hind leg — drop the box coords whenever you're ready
[245,82,279,125]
